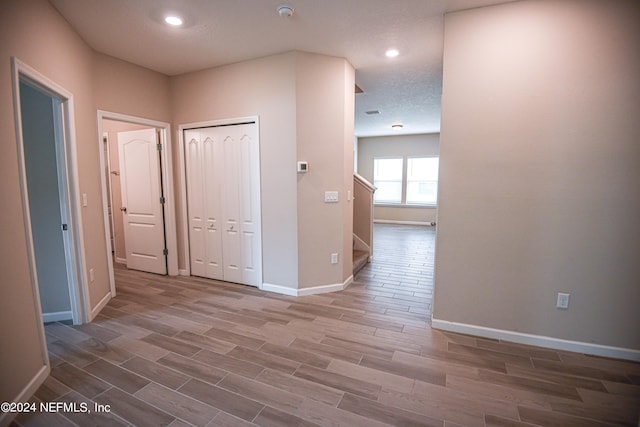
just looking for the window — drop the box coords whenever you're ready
[373,156,439,206]
[373,157,403,204]
[406,157,439,204]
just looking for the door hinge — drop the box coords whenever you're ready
[62,223,68,231]
[163,248,168,256]
[160,197,166,204]
[157,143,163,151]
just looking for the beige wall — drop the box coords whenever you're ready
[171,52,299,289]
[171,52,355,289]
[0,0,176,407]
[0,0,101,405]
[93,53,171,122]
[295,53,355,288]
[358,133,439,223]
[435,0,640,349]
[341,62,356,282]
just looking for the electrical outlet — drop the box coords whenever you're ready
[331,253,338,264]
[556,292,570,309]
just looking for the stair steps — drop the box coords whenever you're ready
[352,249,369,276]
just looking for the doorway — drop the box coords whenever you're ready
[11,58,88,327]
[97,111,179,295]
[103,123,167,274]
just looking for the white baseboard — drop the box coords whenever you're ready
[374,219,434,226]
[260,282,298,296]
[115,257,127,264]
[431,318,640,362]
[88,291,112,322]
[41,311,72,323]
[343,274,354,290]
[262,275,353,297]
[178,269,189,276]
[0,364,49,427]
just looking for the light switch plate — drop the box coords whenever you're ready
[324,191,338,203]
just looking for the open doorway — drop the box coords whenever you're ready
[11,57,88,328]
[97,111,179,296]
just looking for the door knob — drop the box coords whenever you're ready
[120,207,127,213]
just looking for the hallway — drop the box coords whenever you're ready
[354,223,435,321]
[14,224,640,426]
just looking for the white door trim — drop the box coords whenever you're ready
[178,116,261,278]
[97,111,179,289]
[11,56,89,370]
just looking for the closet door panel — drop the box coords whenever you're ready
[203,135,224,279]
[185,131,206,278]
[220,133,243,284]
[238,130,261,286]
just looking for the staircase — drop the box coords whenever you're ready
[352,174,375,276]
[353,249,369,276]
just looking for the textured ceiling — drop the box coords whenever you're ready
[49,0,513,137]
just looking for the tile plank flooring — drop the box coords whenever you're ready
[13,224,640,426]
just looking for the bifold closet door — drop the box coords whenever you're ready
[185,123,261,287]
[185,129,224,280]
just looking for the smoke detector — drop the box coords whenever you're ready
[277,5,294,18]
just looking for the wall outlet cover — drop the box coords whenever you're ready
[557,292,570,309]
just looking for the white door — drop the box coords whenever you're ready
[185,122,262,287]
[184,130,224,280]
[118,129,167,275]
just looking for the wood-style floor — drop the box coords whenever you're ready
[14,224,640,427]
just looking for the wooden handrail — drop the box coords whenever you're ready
[353,173,375,192]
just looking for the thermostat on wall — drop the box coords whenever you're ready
[297,161,309,173]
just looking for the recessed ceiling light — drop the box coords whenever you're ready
[277,5,294,17]
[164,15,183,26]
[385,49,399,58]
[391,123,404,130]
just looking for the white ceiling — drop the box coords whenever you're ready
[49,0,512,137]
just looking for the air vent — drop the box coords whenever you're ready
[365,110,381,115]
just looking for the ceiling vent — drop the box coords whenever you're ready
[365,110,381,115]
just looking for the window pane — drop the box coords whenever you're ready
[374,158,403,180]
[406,157,439,204]
[374,158,402,203]
[374,181,402,203]
[406,181,437,204]
[407,157,439,181]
